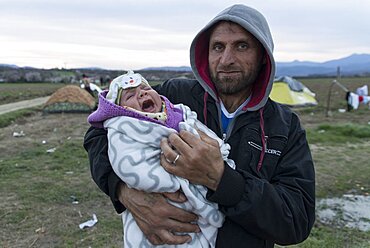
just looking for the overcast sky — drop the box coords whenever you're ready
[1,0,370,70]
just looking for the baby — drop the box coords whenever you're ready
[88,71,235,248]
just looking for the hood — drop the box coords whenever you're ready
[190,4,275,111]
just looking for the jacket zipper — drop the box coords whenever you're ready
[218,105,245,142]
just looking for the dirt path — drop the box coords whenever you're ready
[0,96,50,115]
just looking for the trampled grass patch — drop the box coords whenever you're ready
[310,141,370,198]
[0,134,122,247]
[1,78,370,246]
[300,122,370,247]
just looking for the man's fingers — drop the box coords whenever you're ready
[168,208,198,223]
[196,129,219,146]
[159,195,198,223]
[161,138,179,159]
[121,185,200,246]
[172,130,219,151]
[146,233,163,246]
[174,130,200,148]
[136,218,193,246]
[160,138,185,170]
[166,219,200,233]
[162,191,187,203]
[155,230,192,245]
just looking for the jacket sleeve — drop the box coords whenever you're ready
[207,114,315,245]
[83,126,126,213]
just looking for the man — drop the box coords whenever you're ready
[84,4,315,247]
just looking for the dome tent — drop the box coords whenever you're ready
[269,76,318,107]
[43,85,96,113]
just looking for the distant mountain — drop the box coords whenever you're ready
[0,64,37,69]
[2,53,370,77]
[323,53,370,67]
[276,53,370,77]
[141,66,192,72]
[76,67,106,71]
[143,53,370,77]
[0,63,19,68]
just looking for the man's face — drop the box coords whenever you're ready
[119,84,162,113]
[208,21,265,96]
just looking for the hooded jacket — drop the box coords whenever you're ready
[84,4,315,248]
[190,4,275,113]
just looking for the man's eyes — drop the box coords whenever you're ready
[212,42,249,51]
[213,44,223,51]
[238,43,249,50]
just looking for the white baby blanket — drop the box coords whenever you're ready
[104,104,235,248]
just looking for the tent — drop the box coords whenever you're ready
[43,85,96,113]
[269,76,318,107]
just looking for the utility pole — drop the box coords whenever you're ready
[336,66,341,80]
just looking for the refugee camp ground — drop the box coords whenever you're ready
[1,79,370,247]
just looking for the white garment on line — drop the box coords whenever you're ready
[348,92,360,110]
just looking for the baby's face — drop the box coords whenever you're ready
[119,84,162,113]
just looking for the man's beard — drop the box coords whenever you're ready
[211,68,261,95]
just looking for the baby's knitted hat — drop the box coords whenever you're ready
[106,70,150,104]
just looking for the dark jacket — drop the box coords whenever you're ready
[84,78,315,247]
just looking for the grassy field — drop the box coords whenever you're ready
[0,83,66,105]
[0,77,370,247]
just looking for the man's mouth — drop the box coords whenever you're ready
[218,70,240,75]
[142,99,156,112]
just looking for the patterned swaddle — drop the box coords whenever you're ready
[104,104,235,248]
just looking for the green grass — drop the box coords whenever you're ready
[0,137,122,247]
[280,124,370,248]
[282,111,370,247]
[1,79,370,246]
[0,83,65,105]
[278,223,370,248]
[307,123,370,144]
[0,108,39,128]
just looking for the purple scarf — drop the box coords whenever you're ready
[88,90,184,132]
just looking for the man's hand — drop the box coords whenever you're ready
[160,130,225,191]
[117,183,200,245]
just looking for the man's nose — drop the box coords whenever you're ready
[219,47,235,65]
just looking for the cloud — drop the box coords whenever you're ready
[1,0,370,68]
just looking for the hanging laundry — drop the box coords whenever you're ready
[346,92,360,110]
[356,85,368,96]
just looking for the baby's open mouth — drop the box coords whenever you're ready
[142,99,156,112]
